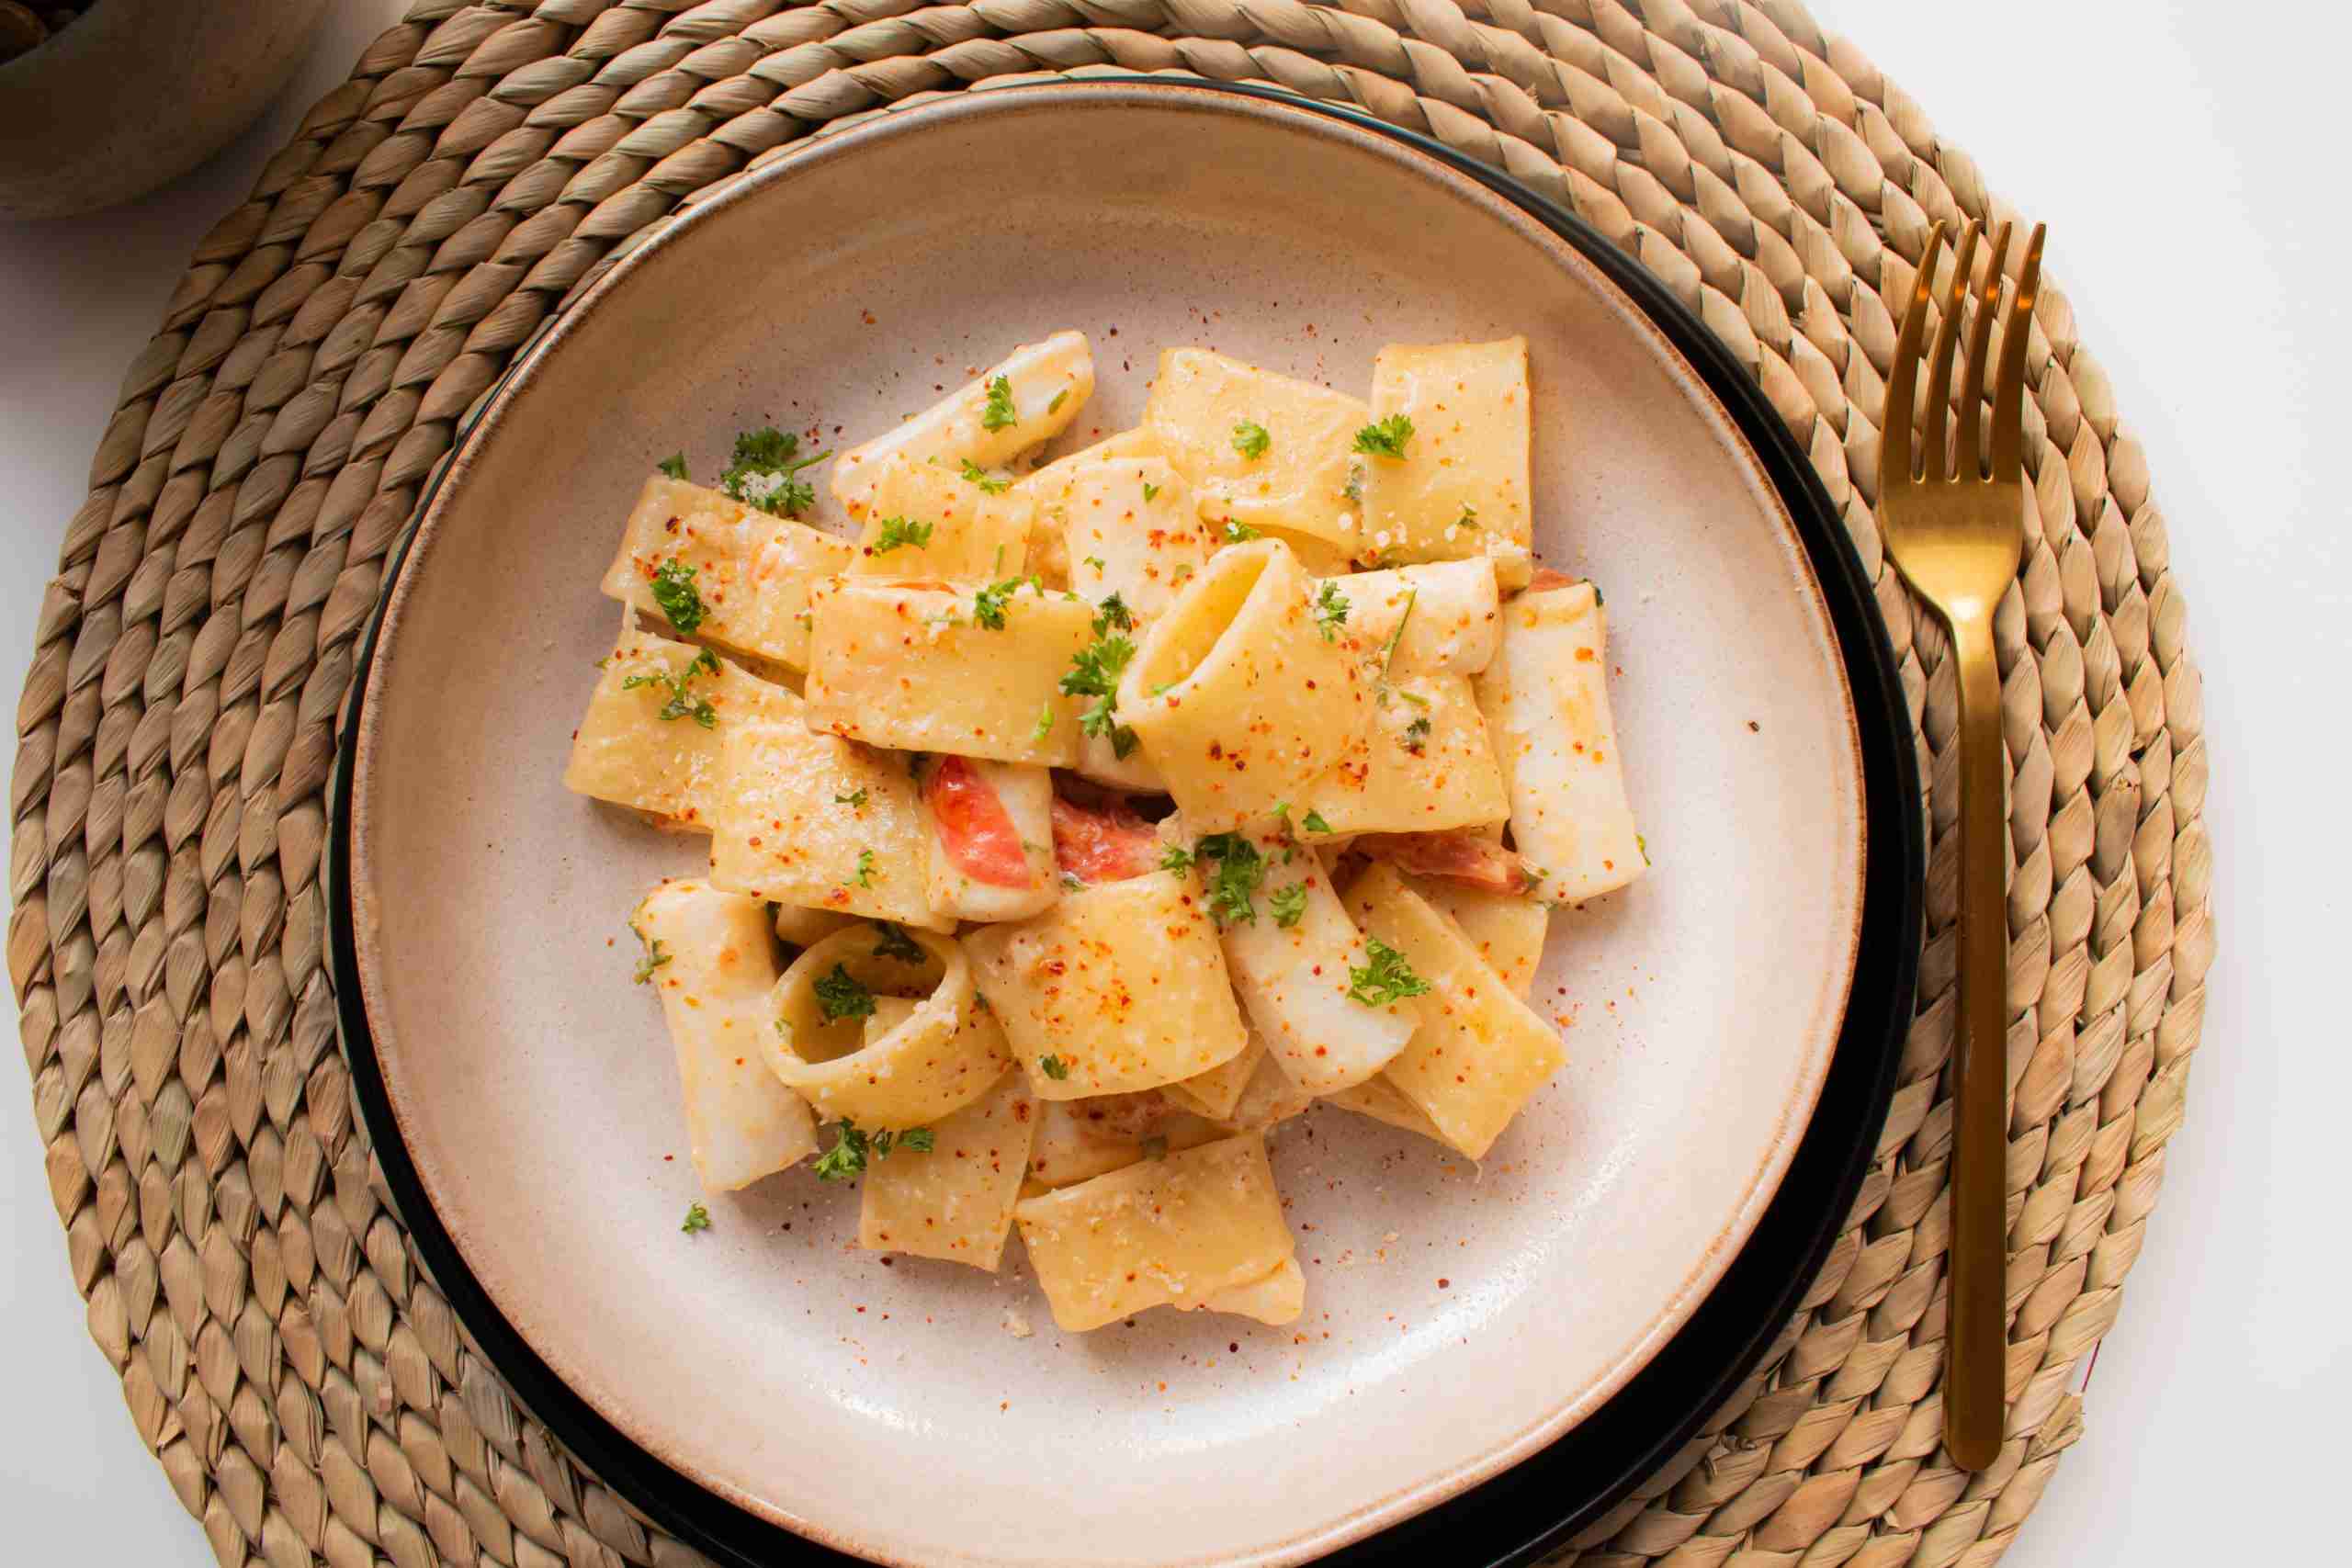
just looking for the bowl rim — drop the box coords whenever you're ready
[325,75,1922,1568]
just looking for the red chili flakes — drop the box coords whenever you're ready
[1438,1279,1451,1290]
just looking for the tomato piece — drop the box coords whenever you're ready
[1356,829,1536,894]
[924,757,1034,888]
[1050,795,1163,885]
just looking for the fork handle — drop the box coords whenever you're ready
[1947,613,2009,1470]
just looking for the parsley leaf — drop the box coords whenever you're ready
[1047,388,1069,415]
[1082,555,1106,572]
[620,647,720,728]
[835,789,868,808]
[1142,481,1161,502]
[973,575,1035,631]
[1348,937,1432,1007]
[1092,593,1135,635]
[1313,581,1349,642]
[813,964,876,1021]
[1231,421,1271,460]
[1342,466,1365,504]
[901,1128,936,1153]
[872,923,924,962]
[1269,883,1309,928]
[1032,702,1055,742]
[980,375,1017,432]
[870,515,934,555]
[1401,715,1432,753]
[632,933,671,984]
[1302,808,1332,834]
[854,849,877,888]
[720,426,831,517]
[959,458,1012,494]
[1223,520,1261,543]
[813,1120,868,1181]
[1159,843,1194,873]
[681,1202,710,1234]
[1352,413,1415,459]
[1195,833,1265,927]
[658,454,688,480]
[650,558,707,635]
[1038,1054,1070,1081]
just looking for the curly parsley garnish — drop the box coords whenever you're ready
[835,789,867,808]
[1223,520,1261,543]
[1060,611,1138,759]
[980,375,1018,432]
[1142,480,1161,502]
[680,1202,710,1234]
[871,923,924,963]
[1194,833,1266,927]
[853,849,877,888]
[632,932,671,984]
[1401,715,1432,754]
[870,515,934,555]
[1268,883,1309,929]
[815,1118,938,1182]
[1352,413,1415,459]
[1313,581,1350,642]
[1032,701,1055,742]
[1047,388,1069,415]
[813,964,876,1021]
[972,575,1037,631]
[959,458,1011,494]
[1038,1054,1070,1081]
[1231,421,1271,459]
[1348,937,1431,1008]
[650,558,706,635]
[620,647,720,728]
[1302,808,1333,835]
[658,454,688,480]
[1159,843,1194,873]
[720,426,830,517]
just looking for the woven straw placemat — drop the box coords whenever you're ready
[8,2,2211,1564]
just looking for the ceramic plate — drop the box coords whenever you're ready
[333,83,1920,1568]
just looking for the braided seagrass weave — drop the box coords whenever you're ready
[8,2,2211,1564]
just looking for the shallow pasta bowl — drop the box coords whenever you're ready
[331,81,1920,1568]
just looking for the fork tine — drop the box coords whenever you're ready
[1989,222,2047,483]
[1919,220,1980,482]
[1881,221,1945,493]
[1955,221,2011,480]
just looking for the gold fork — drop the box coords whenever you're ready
[1879,217,2046,1471]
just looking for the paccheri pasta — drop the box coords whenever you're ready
[563,328,1645,1333]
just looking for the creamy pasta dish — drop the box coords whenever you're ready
[563,332,1645,1333]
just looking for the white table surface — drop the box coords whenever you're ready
[3,3,2343,1563]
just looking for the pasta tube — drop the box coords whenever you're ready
[1118,538,1371,830]
[1013,1132,1298,1331]
[831,331,1093,512]
[1355,338,1533,582]
[857,1056,1036,1269]
[600,474,853,668]
[1474,580,1646,904]
[1340,863,1565,1160]
[964,870,1250,1099]
[845,451,1034,581]
[802,576,1093,767]
[564,615,786,829]
[706,680,949,931]
[764,924,1006,1128]
[1203,830,1420,1093]
[631,882,816,1190]
[1142,348,1368,550]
